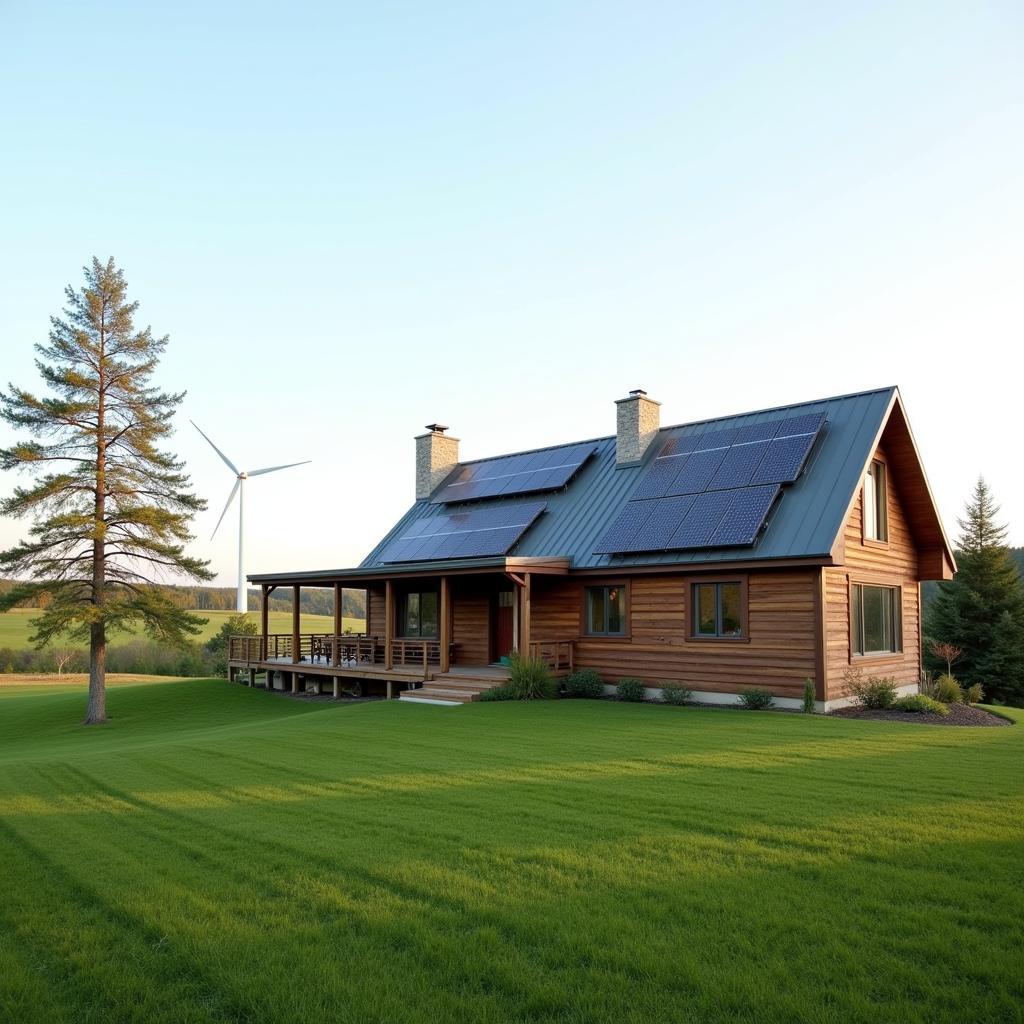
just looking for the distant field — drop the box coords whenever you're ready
[0,609,365,649]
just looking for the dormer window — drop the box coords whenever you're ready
[863,460,887,542]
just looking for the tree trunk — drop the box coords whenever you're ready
[86,621,106,724]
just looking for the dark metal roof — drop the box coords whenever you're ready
[358,387,898,573]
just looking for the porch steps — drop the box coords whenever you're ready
[399,676,502,705]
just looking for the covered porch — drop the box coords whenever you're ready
[227,557,576,701]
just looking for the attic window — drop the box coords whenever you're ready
[863,461,888,542]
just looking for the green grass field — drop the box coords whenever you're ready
[0,608,364,648]
[0,683,1021,1023]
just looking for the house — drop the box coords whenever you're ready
[227,386,955,709]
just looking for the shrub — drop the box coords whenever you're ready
[565,668,605,699]
[504,652,557,700]
[616,678,647,702]
[737,688,775,710]
[933,674,963,704]
[961,682,984,705]
[919,670,939,699]
[802,678,816,714]
[660,681,692,706]
[892,694,949,716]
[849,675,898,710]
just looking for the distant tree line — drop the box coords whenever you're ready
[0,580,367,619]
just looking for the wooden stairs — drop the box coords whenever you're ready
[399,668,508,706]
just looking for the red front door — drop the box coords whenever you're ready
[493,590,515,661]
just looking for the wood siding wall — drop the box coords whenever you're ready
[451,579,491,666]
[367,584,386,638]
[824,443,921,700]
[531,571,817,699]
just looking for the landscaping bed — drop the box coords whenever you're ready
[829,703,1011,727]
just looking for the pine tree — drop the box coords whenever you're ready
[925,478,1024,705]
[0,257,213,723]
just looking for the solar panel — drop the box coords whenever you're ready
[710,485,780,546]
[380,500,546,562]
[432,443,596,504]
[593,408,826,554]
[592,500,655,554]
[707,440,771,491]
[621,495,697,552]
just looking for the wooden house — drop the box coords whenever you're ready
[228,386,954,709]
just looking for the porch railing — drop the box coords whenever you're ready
[227,633,445,673]
[529,639,575,674]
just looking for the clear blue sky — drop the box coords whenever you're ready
[1,1,1022,586]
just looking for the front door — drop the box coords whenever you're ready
[493,590,515,661]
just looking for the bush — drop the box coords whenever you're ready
[850,675,898,710]
[892,694,949,716]
[616,678,647,702]
[478,685,516,702]
[504,652,557,700]
[565,668,605,699]
[660,681,692,706]
[737,688,775,710]
[933,674,963,704]
[961,682,984,705]
[919,670,938,699]
[802,678,816,714]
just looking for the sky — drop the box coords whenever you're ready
[1,1,1022,588]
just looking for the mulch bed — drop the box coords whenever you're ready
[828,704,1011,727]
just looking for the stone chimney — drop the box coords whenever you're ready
[615,389,661,466]
[415,423,460,500]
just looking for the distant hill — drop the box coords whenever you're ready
[0,580,365,620]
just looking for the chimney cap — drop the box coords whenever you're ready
[424,423,449,433]
[629,389,647,397]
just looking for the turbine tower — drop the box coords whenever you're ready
[192,421,311,613]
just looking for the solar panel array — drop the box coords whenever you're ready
[380,501,547,563]
[432,443,597,504]
[594,412,825,554]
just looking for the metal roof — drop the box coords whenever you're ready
[359,386,898,572]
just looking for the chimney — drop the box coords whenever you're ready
[614,389,661,466]
[415,423,460,500]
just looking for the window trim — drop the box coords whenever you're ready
[686,576,749,643]
[862,457,889,546]
[397,588,440,639]
[849,579,903,659]
[580,581,631,639]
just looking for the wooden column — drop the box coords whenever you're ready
[333,582,342,636]
[385,580,394,669]
[521,572,532,657]
[260,584,270,659]
[248,668,256,687]
[439,576,451,673]
[292,584,301,664]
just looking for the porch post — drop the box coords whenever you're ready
[332,582,342,667]
[440,576,451,673]
[521,572,532,658]
[260,584,270,660]
[292,584,301,664]
[385,580,394,669]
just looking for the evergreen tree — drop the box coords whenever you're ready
[925,478,1024,705]
[0,257,213,723]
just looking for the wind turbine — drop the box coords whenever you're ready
[192,421,311,613]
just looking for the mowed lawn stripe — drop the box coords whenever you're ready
[0,681,1021,1023]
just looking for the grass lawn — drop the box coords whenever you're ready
[0,608,364,649]
[0,683,1021,1023]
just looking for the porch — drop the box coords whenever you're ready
[226,559,577,703]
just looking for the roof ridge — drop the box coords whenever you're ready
[452,386,896,466]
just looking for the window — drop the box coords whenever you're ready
[851,584,901,655]
[400,590,439,637]
[585,585,627,636]
[863,461,888,541]
[692,581,745,638]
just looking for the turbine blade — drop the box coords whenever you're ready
[247,460,312,477]
[191,420,240,475]
[211,479,241,540]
